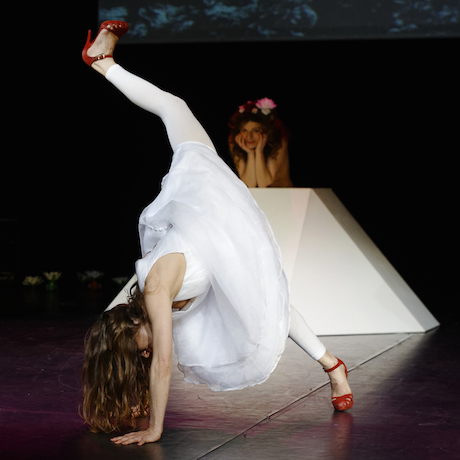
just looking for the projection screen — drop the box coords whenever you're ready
[99,0,460,44]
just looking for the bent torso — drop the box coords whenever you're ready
[172,299,190,309]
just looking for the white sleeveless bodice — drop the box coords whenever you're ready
[135,226,210,301]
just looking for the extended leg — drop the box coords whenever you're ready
[289,304,326,360]
[85,27,214,151]
[289,305,353,409]
[105,65,214,151]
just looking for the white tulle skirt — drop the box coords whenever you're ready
[138,141,290,391]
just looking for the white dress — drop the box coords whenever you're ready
[135,141,290,391]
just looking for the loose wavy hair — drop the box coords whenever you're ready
[80,284,151,433]
[228,101,290,164]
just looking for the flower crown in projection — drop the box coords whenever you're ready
[238,98,277,115]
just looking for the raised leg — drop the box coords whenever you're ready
[85,26,214,151]
[105,65,214,151]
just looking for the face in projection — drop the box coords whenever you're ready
[239,121,264,150]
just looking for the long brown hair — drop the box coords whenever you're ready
[80,284,151,432]
[228,100,290,163]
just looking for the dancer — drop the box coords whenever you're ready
[228,98,293,187]
[81,21,353,447]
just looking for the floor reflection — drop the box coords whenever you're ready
[1,315,458,460]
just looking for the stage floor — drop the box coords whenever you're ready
[1,313,459,460]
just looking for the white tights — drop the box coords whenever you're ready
[106,64,214,151]
[289,305,326,361]
[105,64,327,362]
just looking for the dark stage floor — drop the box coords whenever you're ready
[1,285,459,460]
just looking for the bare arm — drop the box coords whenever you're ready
[255,136,292,188]
[232,135,257,187]
[111,254,185,446]
[145,287,173,440]
[253,132,273,188]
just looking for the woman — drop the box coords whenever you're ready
[81,20,353,447]
[228,99,293,187]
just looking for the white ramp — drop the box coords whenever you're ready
[106,274,138,311]
[107,188,439,335]
[250,188,439,335]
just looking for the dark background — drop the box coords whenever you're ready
[1,1,457,324]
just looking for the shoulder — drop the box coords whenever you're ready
[268,137,289,163]
[145,253,186,298]
[231,151,247,176]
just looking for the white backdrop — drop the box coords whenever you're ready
[107,188,439,335]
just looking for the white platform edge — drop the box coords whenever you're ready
[106,188,439,335]
[250,188,439,335]
[314,188,439,333]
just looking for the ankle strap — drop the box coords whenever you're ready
[94,53,113,62]
[324,358,344,373]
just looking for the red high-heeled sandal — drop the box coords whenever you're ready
[324,358,354,411]
[82,20,129,66]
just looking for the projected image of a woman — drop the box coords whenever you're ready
[81,20,353,446]
[228,99,293,187]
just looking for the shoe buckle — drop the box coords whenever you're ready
[95,53,106,61]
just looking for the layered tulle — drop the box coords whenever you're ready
[137,142,290,391]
